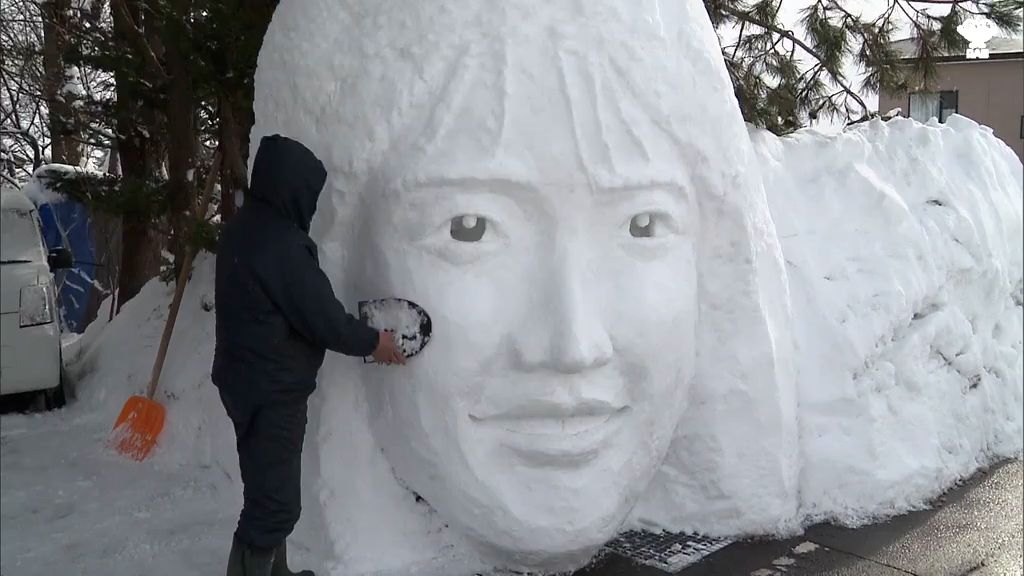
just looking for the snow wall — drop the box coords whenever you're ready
[67,114,1023,576]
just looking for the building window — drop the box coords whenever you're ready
[909,90,958,123]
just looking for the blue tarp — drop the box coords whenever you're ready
[36,201,97,333]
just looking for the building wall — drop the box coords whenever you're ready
[879,58,1024,161]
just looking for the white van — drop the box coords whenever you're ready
[1,186,73,407]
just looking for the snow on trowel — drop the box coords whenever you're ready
[358,298,432,362]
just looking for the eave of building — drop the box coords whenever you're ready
[897,52,1024,64]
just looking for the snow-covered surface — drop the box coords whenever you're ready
[3,4,1022,572]
[0,408,234,575]
[252,1,796,571]
[0,200,46,264]
[1,119,1021,576]
[358,298,431,359]
[19,163,104,206]
[61,65,86,103]
[60,256,235,473]
[762,115,1023,526]
[1,256,242,575]
[632,116,1023,540]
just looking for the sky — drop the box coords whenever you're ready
[776,0,952,118]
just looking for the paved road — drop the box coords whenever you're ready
[580,459,1022,576]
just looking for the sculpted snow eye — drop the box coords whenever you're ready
[412,210,506,264]
[629,213,654,238]
[628,212,676,239]
[450,215,487,242]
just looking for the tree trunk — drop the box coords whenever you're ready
[41,0,79,165]
[106,141,121,177]
[218,94,246,221]
[162,0,195,278]
[216,0,278,222]
[112,0,161,311]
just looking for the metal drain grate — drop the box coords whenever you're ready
[604,530,732,573]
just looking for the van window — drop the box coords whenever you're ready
[1,209,46,264]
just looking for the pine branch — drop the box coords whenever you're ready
[719,2,870,117]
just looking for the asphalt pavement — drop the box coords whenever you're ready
[578,459,1023,576]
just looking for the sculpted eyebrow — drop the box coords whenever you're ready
[398,176,543,208]
[408,174,687,195]
[408,175,536,191]
[592,181,687,197]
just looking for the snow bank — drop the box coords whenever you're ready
[62,119,1022,575]
[68,255,238,481]
[753,115,1023,526]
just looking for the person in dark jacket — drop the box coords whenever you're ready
[213,134,404,576]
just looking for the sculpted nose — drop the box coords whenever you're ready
[513,246,613,373]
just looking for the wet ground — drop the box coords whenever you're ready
[579,459,1023,576]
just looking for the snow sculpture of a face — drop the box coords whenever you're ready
[356,62,699,566]
[351,13,699,557]
[253,0,796,570]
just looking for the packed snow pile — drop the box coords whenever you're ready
[58,116,1024,575]
[59,0,1024,571]
[55,0,1022,572]
[755,115,1023,527]
[67,254,238,478]
[358,298,432,359]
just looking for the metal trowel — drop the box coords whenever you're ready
[358,298,433,361]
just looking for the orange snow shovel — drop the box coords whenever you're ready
[110,152,221,461]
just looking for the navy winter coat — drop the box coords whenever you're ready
[212,135,379,398]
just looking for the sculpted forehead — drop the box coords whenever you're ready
[252,0,741,189]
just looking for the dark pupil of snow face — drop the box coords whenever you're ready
[630,214,655,238]
[450,216,487,242]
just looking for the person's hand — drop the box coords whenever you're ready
[371,330,406,365]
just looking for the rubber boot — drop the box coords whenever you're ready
[271,541,314,576]
[226,536,275,576]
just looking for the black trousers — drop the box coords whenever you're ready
[219,388,309,550]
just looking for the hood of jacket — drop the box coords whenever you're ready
[248,134,328,233]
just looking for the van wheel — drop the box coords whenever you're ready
[43,374,67,410]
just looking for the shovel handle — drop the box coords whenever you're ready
[144,152,221,400]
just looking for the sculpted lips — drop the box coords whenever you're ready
[470,392,631,465]
[469,398,628,435]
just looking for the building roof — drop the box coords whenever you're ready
[890,35,1023,62]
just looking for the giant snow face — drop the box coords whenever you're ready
[252,0,798,571]
[351,58,701,558]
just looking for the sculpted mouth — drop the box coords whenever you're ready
[471,403,630,434]
[469,402,631,437]
[468,384,632,466]
[470,404,632,466]
[470,398,624,419]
